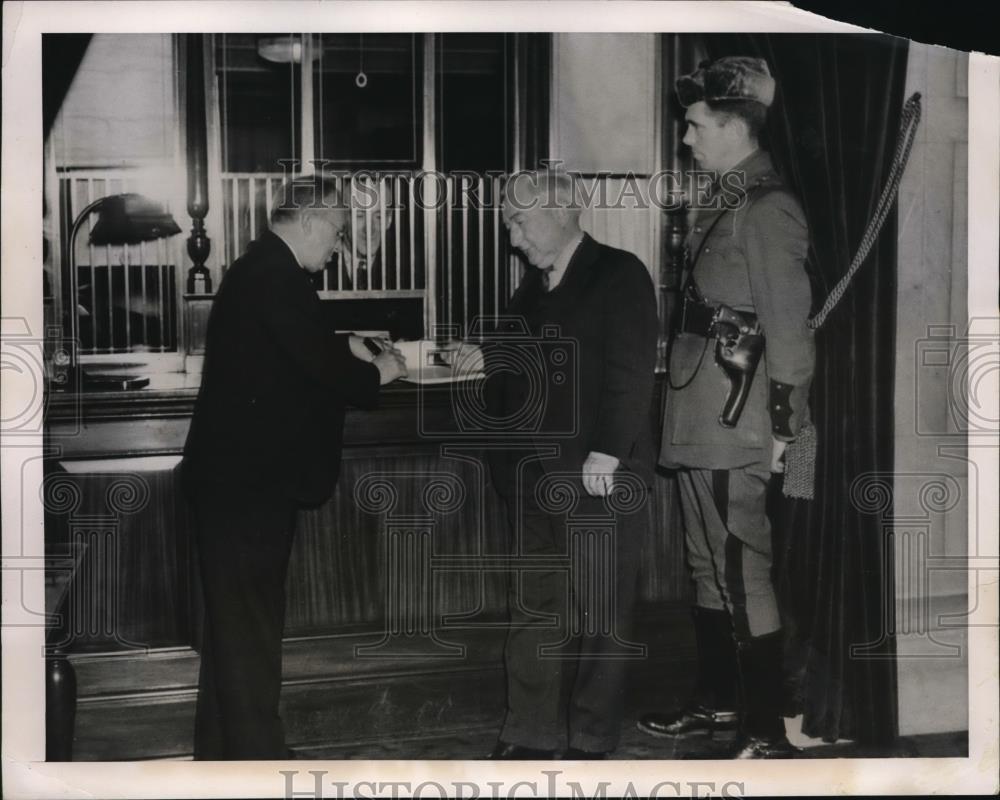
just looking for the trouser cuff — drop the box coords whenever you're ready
[500,720,560,751]
[567,730,618,753]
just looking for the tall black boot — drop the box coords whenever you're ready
[638,607,739,739]
[729,630,800,758]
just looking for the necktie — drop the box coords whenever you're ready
[540,266,555,291]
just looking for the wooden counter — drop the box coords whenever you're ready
[46,375,465,458]
[43,374,688,758]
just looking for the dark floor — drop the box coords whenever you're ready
[298,724,968,760]
[73,600,969,762]
[295,636,968,760]
[292,607,969,760]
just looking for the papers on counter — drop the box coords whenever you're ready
[394,339,485,384]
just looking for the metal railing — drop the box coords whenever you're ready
[57,170,181,355]
[221,171,661,338]
[221,172,426,296]
[55,170,661,357]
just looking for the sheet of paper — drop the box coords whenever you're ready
[394,339,485,384]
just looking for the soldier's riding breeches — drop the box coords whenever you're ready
[676,464,780,641]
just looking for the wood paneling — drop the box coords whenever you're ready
[46,447,687,654]
[47,379,689,651]
[288,451,511,634]
[46,376,691,758]
[69,606,695,760]
[45,462,192,652]
[286,447,687,635]
[72,667,506,761]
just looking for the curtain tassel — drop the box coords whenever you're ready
[807,92,923,331]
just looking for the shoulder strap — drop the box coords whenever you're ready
[688,208,728,270]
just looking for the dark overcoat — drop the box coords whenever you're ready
[182,231,380,506]
[486,234,660,495]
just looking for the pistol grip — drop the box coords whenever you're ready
[719,368,752,428]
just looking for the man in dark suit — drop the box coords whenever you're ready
[181,175,406,760]
[484,171,659,759]
[637,57,814,758]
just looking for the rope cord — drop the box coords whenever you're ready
[807,92,923,330]
[667,335,711,391]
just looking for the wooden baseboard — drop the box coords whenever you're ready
[896,590,969,736]
[74,663,507,760]
[68,603,695,760]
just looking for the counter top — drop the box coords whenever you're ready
[46,372,461,422]
[45,370,666,460]
[44,372,483,458]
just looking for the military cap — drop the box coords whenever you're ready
[676,56,776,108]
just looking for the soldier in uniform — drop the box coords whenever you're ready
[638,57,814,758]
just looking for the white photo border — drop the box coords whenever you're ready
[2,2,997,797]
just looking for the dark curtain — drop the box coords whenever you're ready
[43,34,92,138]
[514,33,550,170]
[701,33,910,744]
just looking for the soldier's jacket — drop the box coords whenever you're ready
[660,149,815,470]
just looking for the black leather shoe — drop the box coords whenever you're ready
[637,705,739,739]
[563,747,608,760]
[490,741,555,760]
[728,734,801,759]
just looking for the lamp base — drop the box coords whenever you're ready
[81,371,150,391]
